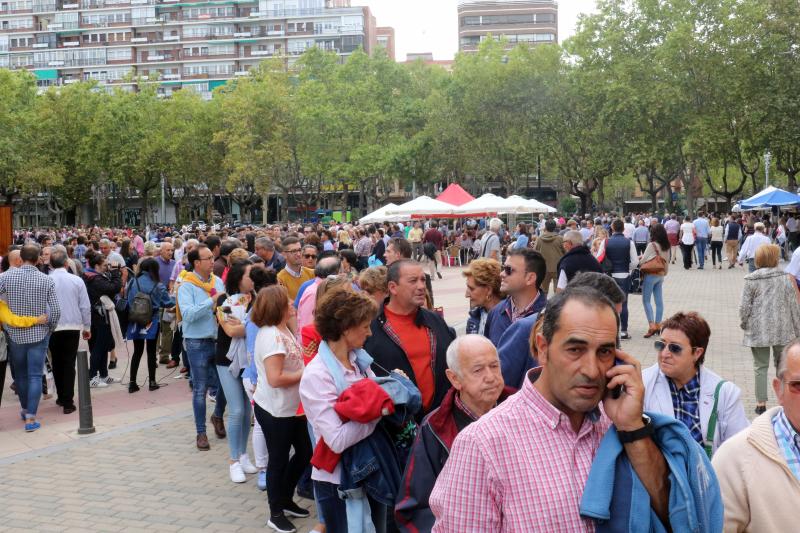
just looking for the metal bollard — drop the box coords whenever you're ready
[76,350,96,435]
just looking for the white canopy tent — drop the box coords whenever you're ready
[451,194,511,216]
[385,196,457,218]
[503,195,557,214]
[358,203,406,224]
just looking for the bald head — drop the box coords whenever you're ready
[315,256,341,279]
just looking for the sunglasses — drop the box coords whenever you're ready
[654,340,686,355]
[304,254,317,259]
[782,380,800,394]
[503,265,517,275]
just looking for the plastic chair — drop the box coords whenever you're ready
[446,245,462,267]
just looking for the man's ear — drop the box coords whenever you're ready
[535,332,549,365]
[445,368,461,390]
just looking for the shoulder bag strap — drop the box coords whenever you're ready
[705,380,726,458]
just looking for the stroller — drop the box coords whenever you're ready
[629,267,643,294]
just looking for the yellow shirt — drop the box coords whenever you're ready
[408,228,423,243]
[0,300,41,328]
[277,267,315,302]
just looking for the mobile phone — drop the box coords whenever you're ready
[610,357,625,399]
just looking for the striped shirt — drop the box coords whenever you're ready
[772,409,800,482]
[668,375,703,445]
[430,368,611,532]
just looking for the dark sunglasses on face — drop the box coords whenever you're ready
[654,340,686,355]
[304,254,317,259]
[503,265,516,275]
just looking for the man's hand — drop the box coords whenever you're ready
[82,330,91,340]
[36,314,48,325]
[602,349,645,431]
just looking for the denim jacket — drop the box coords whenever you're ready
[319,344,422,533]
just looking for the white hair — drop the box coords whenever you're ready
[446,334,498,377]
[564,230,584,246]
[489,218,503,232]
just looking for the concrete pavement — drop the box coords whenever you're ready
[0,258,778,531]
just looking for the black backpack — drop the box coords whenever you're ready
[128,276,155,327]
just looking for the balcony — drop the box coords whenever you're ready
[62,3,79,8]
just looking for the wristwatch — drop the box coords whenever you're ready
[616,415,654,444]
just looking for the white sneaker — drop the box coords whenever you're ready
[90,376,109,388]
[239,454,258,474]
[207,392,217,403]
[229,462,246,483]
[102,376,118,384]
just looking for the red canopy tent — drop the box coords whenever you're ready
[436,184,475,206]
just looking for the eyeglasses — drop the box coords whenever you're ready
[285,248,302,254]
[502,265,516,276]
[654,340,686,355]
[304,254,317,259]
[781,380,800,394]
[197,256,214,262]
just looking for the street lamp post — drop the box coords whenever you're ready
[765,151,772,189]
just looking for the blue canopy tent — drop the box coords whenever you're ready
[740,186,800,209]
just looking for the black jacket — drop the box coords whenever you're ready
[556,245,603,283]
[364,304,456,418]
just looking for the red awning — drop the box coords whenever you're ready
[435,184,476,206]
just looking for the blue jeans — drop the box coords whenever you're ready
[641,274,664,324]
[216,365,250,461]
[313,480,387,533]
[8,337,49,419]
[184,338,215,435]
[613,276,631,332]
[209,363,225,419]
[695,237,707,268]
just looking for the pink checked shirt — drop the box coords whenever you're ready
[429,369,611,532]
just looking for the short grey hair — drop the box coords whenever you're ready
[564,230,584,246]
[778,339,800,379]
[50,247,68,268]
[99,238,111,246]
[489,218,503,232]
[255,237,275,251]
[754,222,765,233]
[446,334,498,377]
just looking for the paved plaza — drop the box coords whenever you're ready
[0,259,780,531]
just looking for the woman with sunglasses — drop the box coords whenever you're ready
[642,312,749,456]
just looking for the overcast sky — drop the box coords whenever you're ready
[363,0,599,61]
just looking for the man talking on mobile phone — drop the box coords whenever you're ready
[430,285,723,532]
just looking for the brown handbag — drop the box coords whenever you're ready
[640,245,667,275]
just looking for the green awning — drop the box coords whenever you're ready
[56,30,83,35]
[35,69,59,80]
[208,79,228,90]
[235,38,258,43]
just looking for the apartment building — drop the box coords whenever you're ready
[0,0,379,97]
[375,25,393,60]
[457,0,558,53]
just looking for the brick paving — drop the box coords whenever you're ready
[0,258,778,530]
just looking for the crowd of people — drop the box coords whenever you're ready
[0,209,798,532]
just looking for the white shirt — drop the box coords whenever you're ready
[737,232,771,262]
[787,217,798,232]
[623,222,635,239]
[680,222,696,245]
[786,246,800,280]
[253,325,304,417]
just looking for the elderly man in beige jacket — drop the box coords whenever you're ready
[712,340,800,532]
